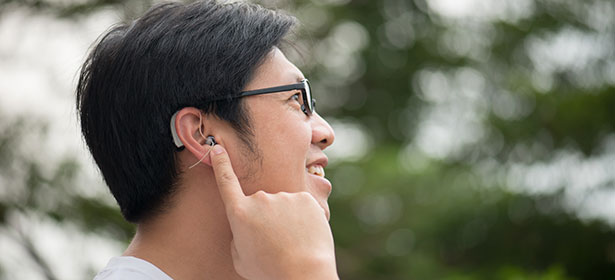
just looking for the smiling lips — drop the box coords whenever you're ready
[306,165,325,177]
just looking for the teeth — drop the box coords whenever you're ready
[307,165,325,177]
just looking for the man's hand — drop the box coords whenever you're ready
[210,144,339,280]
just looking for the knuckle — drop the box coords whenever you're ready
[219,171,236,183]
[298,192,319,205]
[212,155,228,166]
[297,191,313,200]
[253,191,276,208]
[277,191,291,197]
[252,190,269,199]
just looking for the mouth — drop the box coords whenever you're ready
[306,165,325,177]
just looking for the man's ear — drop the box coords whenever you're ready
[174,107,218,167]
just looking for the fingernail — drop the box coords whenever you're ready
[213,145,224,155]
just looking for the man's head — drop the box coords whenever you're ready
[77,0,297,223]
[77,0,335,224]
[176,47,336,220]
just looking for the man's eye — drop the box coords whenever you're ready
[291,93,301,102]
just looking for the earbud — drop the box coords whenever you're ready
[205,135,216,146]
[188,135,216,169]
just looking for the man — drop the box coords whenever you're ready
[76,1,338,279]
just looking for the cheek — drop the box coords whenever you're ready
[253,115,311,193]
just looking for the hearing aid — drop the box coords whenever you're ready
[170,111,185,149]
[170,111,217,169]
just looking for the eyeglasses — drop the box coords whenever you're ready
[234,79,315,116]
[170,79,315,149]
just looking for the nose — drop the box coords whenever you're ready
[311,112,335,150]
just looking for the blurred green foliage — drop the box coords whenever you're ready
[1,0,614,279]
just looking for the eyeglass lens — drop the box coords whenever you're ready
[303,79,314,115]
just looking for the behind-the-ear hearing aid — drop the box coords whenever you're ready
[170,111,217,169]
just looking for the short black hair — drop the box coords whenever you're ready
[76,0,296,223]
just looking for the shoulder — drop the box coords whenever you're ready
[94,256,173,280]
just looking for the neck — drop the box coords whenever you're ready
[123,168,243,279]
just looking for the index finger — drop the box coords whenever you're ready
[209,144,245,207]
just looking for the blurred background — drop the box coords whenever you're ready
[0,0,614,279]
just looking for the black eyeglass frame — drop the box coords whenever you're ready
[232,79,315,116]
[170,79,314,150]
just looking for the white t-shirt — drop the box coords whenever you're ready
[94,256,173,280]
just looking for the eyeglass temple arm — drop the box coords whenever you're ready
[239,83,304,97]
[195,81,306,102]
